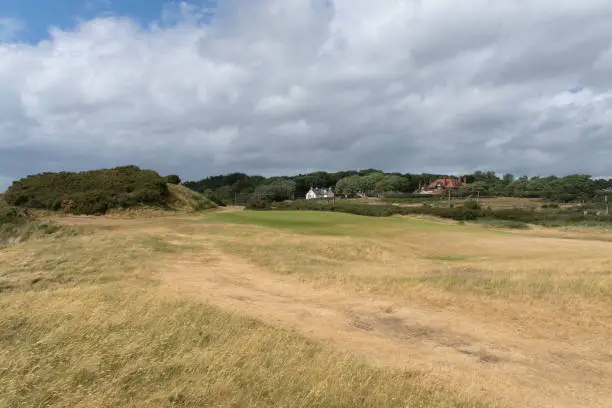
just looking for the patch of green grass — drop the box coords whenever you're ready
[473,218,531,229]
[211,210,354,232]
[203,210,463,237]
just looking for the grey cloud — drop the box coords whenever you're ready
[2,0,612,192]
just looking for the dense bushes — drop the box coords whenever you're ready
[4,166,170,215]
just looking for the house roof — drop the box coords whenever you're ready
[309,187,333,195]
[426,177,466,190]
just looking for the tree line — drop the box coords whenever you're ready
[184,169,612,204]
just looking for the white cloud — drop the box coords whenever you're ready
[1,0,612,188]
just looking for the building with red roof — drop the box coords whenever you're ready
[416,176,467,195]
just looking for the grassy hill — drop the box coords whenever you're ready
[166,184,216,212]
[2,166,215,215]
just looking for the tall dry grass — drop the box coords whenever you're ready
[0,223,487,408]
[199,213,612,338]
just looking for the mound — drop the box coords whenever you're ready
[3,166,169,215]
[167,184,217,212]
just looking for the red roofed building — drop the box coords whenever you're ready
[416,176,467,195]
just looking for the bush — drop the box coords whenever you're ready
[1,206,64,245]
[463,200,480,210]
[0,206,32,226]
[246,196,269,210]
[165,174,182,185]
[3,166,170,215]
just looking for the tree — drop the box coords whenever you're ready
[255,179,296,201]
[375,175,411,193]
[360,172,385,194]
[335,175,361,197]
[459,181,488,196]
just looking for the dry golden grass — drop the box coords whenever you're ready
[0,218,485,408]
[4,209,612,408]
[180,210,612,408]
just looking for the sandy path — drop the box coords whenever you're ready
[159,237,612,408]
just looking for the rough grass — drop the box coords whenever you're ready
[2,288,476,408]
[1,206,78,248]
[205,211,612,330]
[0,222,485,408]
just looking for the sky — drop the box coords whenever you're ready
[1,0,612,190]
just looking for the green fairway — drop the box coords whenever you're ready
[204,210,463,236]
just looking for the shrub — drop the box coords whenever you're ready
[463,200,480,210]
[165,174,182,185]
[4,166,170,215]
[0,206,32,226]
[246,197,269,210]
[1,206,65,245]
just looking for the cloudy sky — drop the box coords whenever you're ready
[1,0,612,190]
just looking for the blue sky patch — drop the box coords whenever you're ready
[0,0,215,43]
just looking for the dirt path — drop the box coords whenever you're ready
[159,236,612,408]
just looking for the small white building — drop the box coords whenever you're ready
[306,187,335,200]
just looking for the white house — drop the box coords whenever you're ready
[306,187,335,200]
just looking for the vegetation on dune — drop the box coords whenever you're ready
[3,166,215,215]
[0,206,32,233]
[164,174,182,185]
[4,165,170,215]
[0,206,70,246]
[166,184,217,212]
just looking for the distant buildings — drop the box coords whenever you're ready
[306,187,335,200]
[415,177,467,195]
